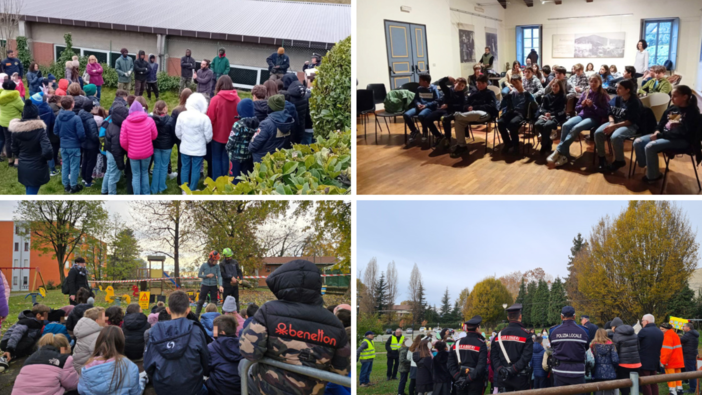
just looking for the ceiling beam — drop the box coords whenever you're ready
[523,0,534,6]
[496,0,507,8]
[555,0,562,3]
[586,0,593,2]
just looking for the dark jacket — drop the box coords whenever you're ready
[195,68,214,95]
[104,106,129,170]
[239,259,350,395]
[591,343,619,380]
[549,319,588,377]
[609,95,642,126]
[248,110,295,163]
[585,322,599,344]
[54,110,86,149]
[398,346,411,373]
[220,258,242,285]
[78,109,99,150]
[266,52,290,73]
[65,303,93,332]
[226,117,259,162]
[500,90,535,116]
[66,265,90,298]
[638,322,664,370]
[657,106,702,162]
[133,52,150,82]
[205,335,243,395]
[2,57,23,78]
[152,114,173,150]
[147,55,159,83]
[181,55,196,79]
[27,70,43,94]
[109,96,128,115]
[433,350,452,384]
[281,74,310,143]
[612,325,641,366]
[537,92,567,124]
[0,309,43,356]
[448,331,488,383]
[413,352,434,392]
[48,102,61,143]
[527,50,539,66]
[438,76,467,113]
[490,321,533,375]
[10,119,52,187]
[143,318,210,395]
[122,312,151,361]
[532,343,547,377]
[465,88,499,119]
[681,329,699,360]
[253,100,270,122]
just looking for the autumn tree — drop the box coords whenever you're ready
[522,282,537,327]
[15,201,108,282]
[531,279,550,328]
[295,201,351,271]
[499,271,523,300]
[548,277,568,325]
[523,268,553,284]
[464,277,513,326]
[132,201,195,286]
[386,261,398,309]
[458,287,471,321]
[577,201,698,323]
[361,258,379,314]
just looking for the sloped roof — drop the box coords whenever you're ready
[263,256,336,266]
[20,0,350,46]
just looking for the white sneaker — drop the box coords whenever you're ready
[546,150,561,165]
[554,154,569,167]
[550,130,558,140]
[168,172,178,179]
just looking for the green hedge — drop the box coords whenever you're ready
[310,36,351,140]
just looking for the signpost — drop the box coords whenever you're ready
[139,291,151,311]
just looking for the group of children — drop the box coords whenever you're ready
[400,59,700,184]
[0,54,315,195]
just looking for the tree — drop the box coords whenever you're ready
[58,33,79,66]
[458,287,471,322]
[577,201,699,323]
[409,263,424,325]
[463,277,513,326]
[523,268,553,284]
[295,201,351,271]
[667,281,696,319]
[531,279,550,328]
[361,258,379,314]
[107,228,142,280]
[416,281,427,325]
[515,279,526,305]
[15,35,31,71]
[0,0,22,60]
[83,214,119,281]
[310,36,351,139]
[425,305,440,325]
[498,271,523,300]
[15,201,108,282]
[565,233,588,299]
[375,272,389,315]
[522,281,537,327]
[386,261,398,310]
[132,201,195,287]
[548,277,568,325]
[440,287,452,319]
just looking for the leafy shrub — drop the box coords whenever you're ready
[16,36,32,72]
[357,313,385,344]
[184,128,351,195]
[45,280,57,290]
[309,36,351,140]
[156,71,181,92]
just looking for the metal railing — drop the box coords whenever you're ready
[507,370,702,395]
[240,357,351,395]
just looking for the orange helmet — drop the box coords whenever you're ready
[209,250,221,261]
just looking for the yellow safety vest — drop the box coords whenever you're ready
[360,338,376,360]
[391,335,405,351]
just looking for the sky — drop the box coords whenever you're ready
[357,200,702,307]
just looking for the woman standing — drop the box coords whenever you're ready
[207,75,240,180]
[176,93,212,192]
[413,338,434,395]
[151,101,173,194]
[9,99,53,194]
[120,100,157,195]
[0,80,25,168]
[85,56,104,102]
[78,326,142,395]
[634,40,649,78]
[591,328,619,395]
[408,335,422,395]
[26,62,43,96]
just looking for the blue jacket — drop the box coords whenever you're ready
[592,343,619,380]
[144,318,210,395]
[78,358,142,395]
[411,84,440,110]
[242,316,254,333]
[584,322,598,344]
[249,110,295,163]
[266,53,290,73]
[42,322,73,345]
[325,372,351,395]
[31,97,55,137]
[2,57,23,78]
[147,59,159,83]
[500,90,535,116]
[206,336,243,395]
[27,70,43,94]
[200,312,221,338]
[78,110,100,150]
[549,320,589,377]
[54,109,86,149]
[532,342,547,377]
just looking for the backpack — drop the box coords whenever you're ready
[639,106,657,136]
[61,277,70,294]
[99,114,112,155]
[664,60,674,71]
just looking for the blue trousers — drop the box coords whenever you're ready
[360,360,373,385]
[130,157,151,195]
[211,141,229,180]
[594,123,638,162]
[60,148,81,188]
[25,186,40,195]
[181,154,204,191]
[301,132,314,145]
[403,107,432,135]
[230,158,253,184]
[556,116,601,157]
[96,85,102,101]
[102,151,121,195]
[634,134,689,179]
[685,358,697,393]
[151,148,172,194]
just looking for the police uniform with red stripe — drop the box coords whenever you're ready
[448,316,488,395]
[548,306,589,389]
[490,304,533,392]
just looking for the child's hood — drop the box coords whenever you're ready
[200,312,220,328]
[58,79,69,90]
[217,89,240,102]
[185,93,209,114]
[57,109,78,123]
[149,318,195,360]
[123,312,149,331]
[212,336,243,363]
[16,309,43,328]
[74,317,103,338]
[0,89,20,105]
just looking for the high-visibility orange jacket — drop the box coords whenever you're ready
[660,329,685,369]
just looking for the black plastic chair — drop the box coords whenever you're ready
[356,89,382,144]
[401,82,420,95]
[368,83,403,133]
[660,149,701,194]
[519,101,540,155]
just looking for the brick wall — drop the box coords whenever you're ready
[32,42,54,66]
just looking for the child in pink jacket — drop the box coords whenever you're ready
[119,100,157,195]
[11,333,79,395]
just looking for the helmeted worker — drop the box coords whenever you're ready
[448,315,488,395]
[490,303,533,392]
[549,306,589,388]
[219,248,242,312]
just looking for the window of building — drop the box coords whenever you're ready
[516,25,542,67]
[24,242,28,251]
[15,225,20,235]
[641,18,679,69]
[55,45,81,62]
[14,242,18,252]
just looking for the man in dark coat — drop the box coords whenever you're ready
[550,307,589,389]
[682,323,699,394]
[180,49,196,93]
[133,50,149,97]
[581,315,599,344]
[66,257,91,305]
[266,47,290,80]
[248,95,294,163]
[219,248,242,312]
[491,304,533,392]
[638,314,664,395]
[2,49,23,78]
[448,316,488,395]
[527,49,539,67]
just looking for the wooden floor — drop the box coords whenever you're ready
[357,114,702,195]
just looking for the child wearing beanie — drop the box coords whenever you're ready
[8,99,52,194]
[248,94,294,163]
[226,98,259,183]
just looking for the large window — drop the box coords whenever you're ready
[641,18,679,69]
[516,25,542,67]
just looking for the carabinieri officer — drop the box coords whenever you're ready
[448,316,488,395]
[490,304,533,392]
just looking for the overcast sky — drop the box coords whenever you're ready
[358,200,702,307]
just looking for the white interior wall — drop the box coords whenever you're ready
[503,0,701,85]
[449,0,507,77]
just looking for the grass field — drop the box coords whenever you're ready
[0,85,251,195]
[356,350,693,395]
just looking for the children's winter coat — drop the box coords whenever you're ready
[591,342,619,380]
[205,335,243,395]
[9,118,52,187]
[11,346,79,395]
[78,358,142,395]
[72,318,103,374]
[226,117,259,162]
[0,89,24,127]
[200,312,221,338]
[207,89,241,144]
[248,110,294,163]
[0,309,44,357]
[119,101,157,160]
[176,93,213,157]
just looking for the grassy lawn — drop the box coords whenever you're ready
[0,85,251,195]
[356,350,692,395]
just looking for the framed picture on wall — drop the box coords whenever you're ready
[553,32,626,58]
[486,32,498,66]
[459,29,475,63]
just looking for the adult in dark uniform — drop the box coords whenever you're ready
[549,306,589,393]
[490,304,533,392]
[581,315,599,344]
[448,316,488,395]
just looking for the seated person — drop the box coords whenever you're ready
[451,74,499,158]
[547,74,609,168]
[535,79,567,155]
[72,306,106,374]
[502,61,523,93]
[497,74,535,155]
[638,65,672,96]
[205,315,243,395]
[404,73,440,145]
[641,68,654,85]
[122,303,150,361]
[425,76,467,150]
[598,64,614,93]
[633,85,701,183]
[542,65,554,85]
[533,64,546,85]
[523,67,545,101]
[585,63,596,78]
[200,303,222,339]
[544,66,574,97]
[0,304,50,364]
[468,64,482,93]
[12,333,78,395]
[568,63,589,99]
[611,66,637,89]
[66,288,94,332]
[594,79,642,172]
[610,65,622,79]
